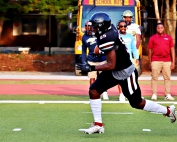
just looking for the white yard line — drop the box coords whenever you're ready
[0,100,177,104]
[83,112,134,114]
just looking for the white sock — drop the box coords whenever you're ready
[119,93,124,96]
[143,100,167,114]
[90,99,102,123]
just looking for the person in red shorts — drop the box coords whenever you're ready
[148,23,175,100]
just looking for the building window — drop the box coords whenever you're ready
[13,16,46,36]
[22,17,37,33]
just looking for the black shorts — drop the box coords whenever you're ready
[90,69,142,107]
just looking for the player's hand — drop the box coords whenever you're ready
[76,62,95,72]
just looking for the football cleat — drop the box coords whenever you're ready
[164,105,176,123]
[79,122,104,134]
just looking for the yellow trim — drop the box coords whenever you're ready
[134,7,138,24]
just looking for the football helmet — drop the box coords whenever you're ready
[89,12,111,35]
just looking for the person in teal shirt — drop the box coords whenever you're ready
[117,20,139,101]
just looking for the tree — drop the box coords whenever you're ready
[0,0,21,40]
[19,0,78,23]
[140,0,176,44]
[164,0,176,44]
[0,0,78,41]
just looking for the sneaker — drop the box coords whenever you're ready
[119,93,126,102]
[164,94,175,101]
[164,105,176,123]
[102,92,109,100]
[79,122,104,134]
[151,94,157,100]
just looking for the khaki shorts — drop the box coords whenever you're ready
[88,61,107,78]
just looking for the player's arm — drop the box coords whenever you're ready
[95,35,117,70]
[77,33,117,72]
[95,48,116,70]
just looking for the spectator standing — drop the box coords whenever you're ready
[118,10,142,101]
[122,10,141,49]
[123,10,142,75]
[116,20,139,101]
[148,23,175,101]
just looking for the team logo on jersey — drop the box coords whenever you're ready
[164,38,168,40]
[100,34,106,40]
[86,37,97,45]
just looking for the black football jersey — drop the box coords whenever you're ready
[97,24,132,71]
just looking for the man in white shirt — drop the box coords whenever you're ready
[122,10,141,49]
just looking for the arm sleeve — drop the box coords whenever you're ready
[81,37,87,63]
[131,36,139,59]
[136,27,141,35]
[99,30,119,52]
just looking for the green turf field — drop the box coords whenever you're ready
[0,102,177,142]
[0,80,177,85]
[0,80,177,141]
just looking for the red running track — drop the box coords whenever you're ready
[0,84,176,96]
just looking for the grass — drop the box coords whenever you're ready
[0,95,177,102]
[0,79,177,141]
[0,103,177,142]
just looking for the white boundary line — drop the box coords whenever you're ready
[83,112,134,114]
[0,100,177,104]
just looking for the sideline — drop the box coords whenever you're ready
[0,72,177,80]
[0,100,177,104]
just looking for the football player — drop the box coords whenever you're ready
[77,12,176,134]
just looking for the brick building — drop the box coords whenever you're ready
[0,14,76,52]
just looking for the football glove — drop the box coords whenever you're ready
[76,62,95,72]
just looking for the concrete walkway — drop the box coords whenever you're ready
[0,71,177,80]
